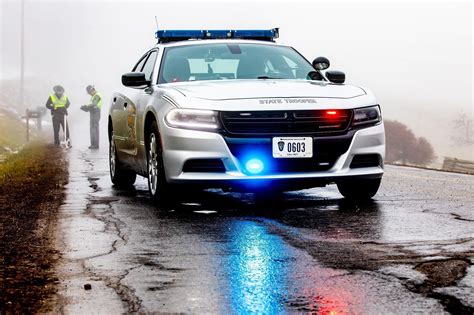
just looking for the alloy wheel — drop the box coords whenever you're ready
[148,133,159,195]
[109,138,116,179]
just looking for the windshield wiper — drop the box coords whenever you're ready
[257,76,284,80]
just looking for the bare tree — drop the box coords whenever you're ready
[452,111,473,145]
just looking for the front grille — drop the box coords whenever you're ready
[350,154,382,169]
[182,159,226,173]
[220,110,352,137]
[225,133,354,175]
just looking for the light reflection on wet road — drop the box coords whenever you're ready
[55,141,473,314]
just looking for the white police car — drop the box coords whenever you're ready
[108,28,385,203]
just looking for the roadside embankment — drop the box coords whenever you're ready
[0,143,68,313]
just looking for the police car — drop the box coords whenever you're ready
[108,28,385,203]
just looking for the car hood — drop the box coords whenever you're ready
[166,79,366,100]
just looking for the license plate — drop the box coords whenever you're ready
[272,137,313,158]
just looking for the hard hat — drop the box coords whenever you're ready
[86,85,95,93]
[53,85,65,93]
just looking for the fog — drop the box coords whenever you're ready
[1,0,473,163]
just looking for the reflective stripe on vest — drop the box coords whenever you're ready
[90,92,103,110]
[50,94,68,110]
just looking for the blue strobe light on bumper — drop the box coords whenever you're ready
[245,158,265,175]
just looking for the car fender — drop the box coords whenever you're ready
[138,94,175,175]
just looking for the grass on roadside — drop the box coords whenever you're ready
[0,142,47,184]
[0,108,27,152]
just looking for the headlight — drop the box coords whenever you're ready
[352,105,382,127]
[165,108,220,130]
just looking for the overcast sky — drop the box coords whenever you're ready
[0,0,473,159]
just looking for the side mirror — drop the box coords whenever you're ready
[326,70,346,84]
[122,72,149,87]
[307,71,324,81]
[312,57,330,70]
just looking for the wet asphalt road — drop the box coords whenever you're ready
[55,139,474,314]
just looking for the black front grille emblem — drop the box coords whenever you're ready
[278,141,285,151]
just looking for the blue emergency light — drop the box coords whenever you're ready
[245,158,265,175]
[156,28,279,43]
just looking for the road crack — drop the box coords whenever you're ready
[450,212,474,222]
[258,219,474,314]
[422,208,473,222]
[82,175,143,312]
[103,265,143,313]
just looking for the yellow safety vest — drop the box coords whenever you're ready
[90,92,103,110]
[50,94,68,110]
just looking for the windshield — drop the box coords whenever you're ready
[158,43,315,84]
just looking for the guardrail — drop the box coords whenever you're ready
[442,157,474,175]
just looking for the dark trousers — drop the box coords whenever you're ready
[52,114,69,145]
[90,110,100,148]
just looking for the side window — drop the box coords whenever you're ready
[133,54,148,72]
[141,50,158,81]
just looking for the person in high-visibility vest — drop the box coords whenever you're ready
[81,85,102,149]
[45,85,70,146]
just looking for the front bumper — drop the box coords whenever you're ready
[161,122,385,188]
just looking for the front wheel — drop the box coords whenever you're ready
[147,121,176,206]
[337,177,381,200]
[109,135,136,188]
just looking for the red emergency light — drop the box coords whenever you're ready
[325,110,338,116]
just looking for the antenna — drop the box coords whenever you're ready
[154,16,160,40]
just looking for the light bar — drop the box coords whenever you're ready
[156,28,279,43]
[233,29,277,38]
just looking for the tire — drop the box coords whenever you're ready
[336,177,381,200]
[109,134,136,188]
[146,121,176,206]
